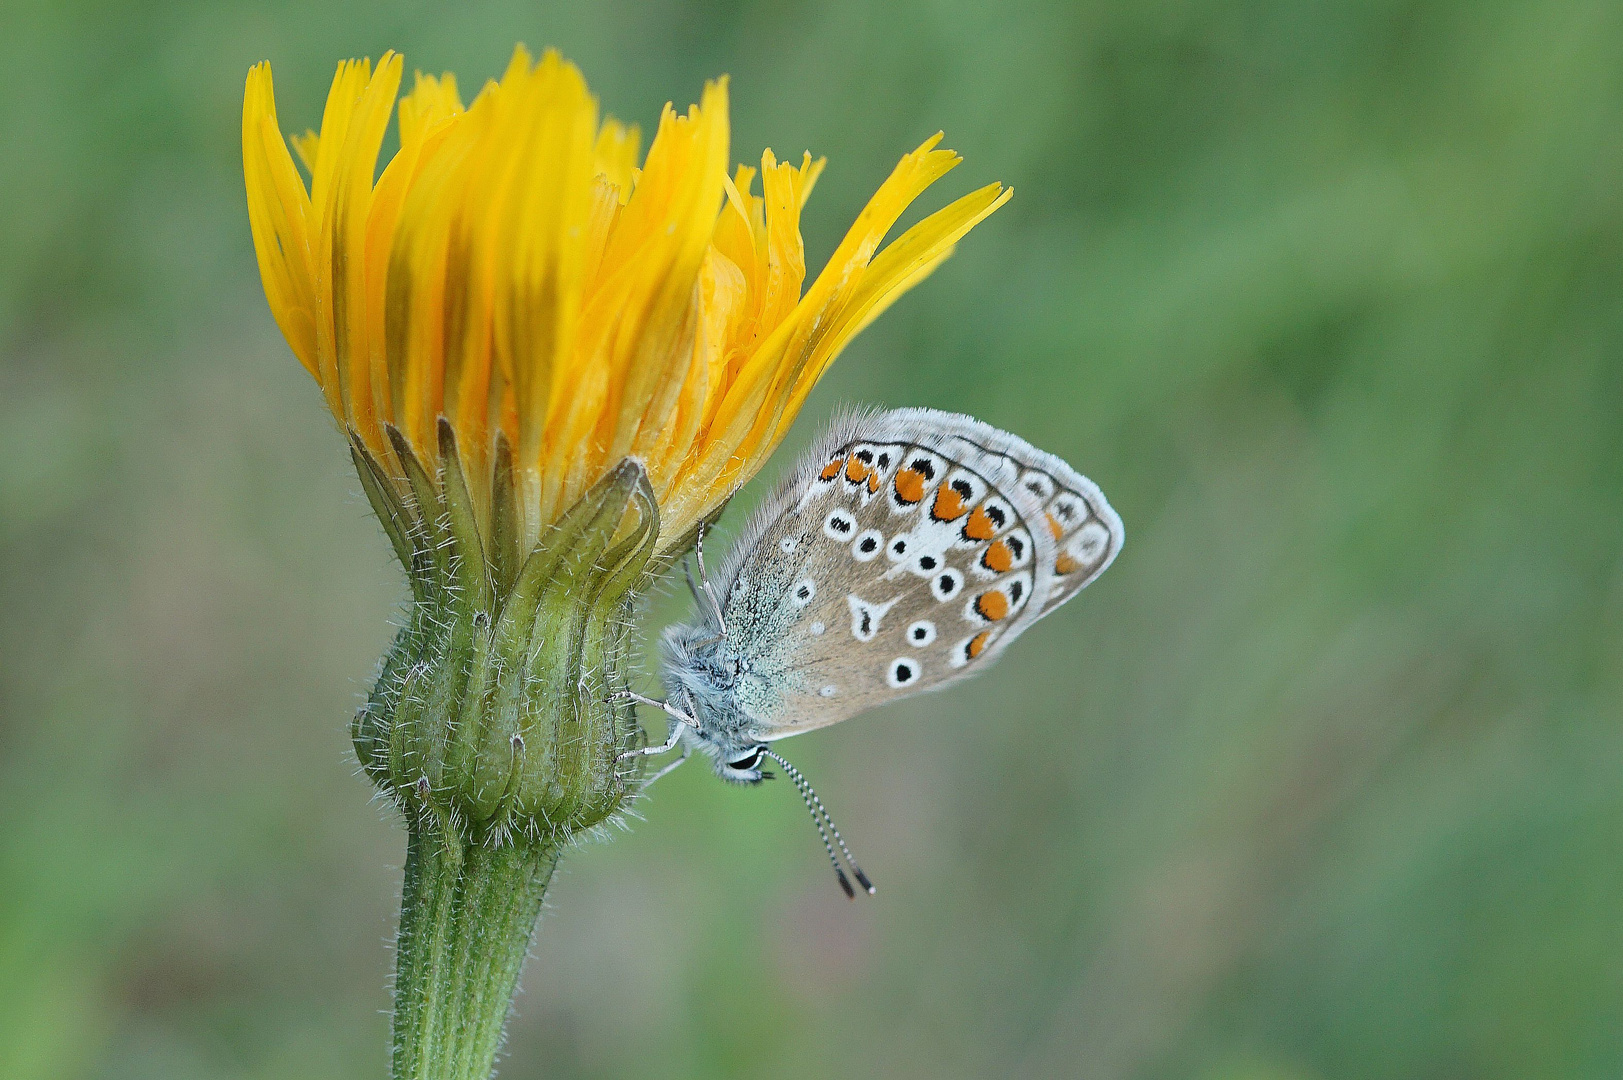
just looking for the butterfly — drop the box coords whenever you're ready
[621,407,1123,895]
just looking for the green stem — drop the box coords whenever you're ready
[392,816,560,1080]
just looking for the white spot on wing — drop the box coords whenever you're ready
[1049,493,1085,532]
[847,594,900,642]
[1070,521,1110,562]
[909,551,945,577]
[1020,470,1055,502]
[940,468,987,513]
[907,620,937,647]
[930,569,963,602]
[1001,529,1033,569]
[823,509,856,540]
[949,633,989,668]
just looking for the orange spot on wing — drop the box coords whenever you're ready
[982,539,1014,573]
[967,630,992,659]
[894,468,926,504]
[820,457,845,481]
[1055,552,1081,575]
[975,591,1010,621]
[962,505,998,541]
[867,472,881,494]
[1046,512,1064,540]
[845,456,870,483]
[932,483,970,521]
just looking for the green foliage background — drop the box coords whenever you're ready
[3,1,1621,1077]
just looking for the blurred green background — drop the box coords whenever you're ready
[4,1,1622,1077]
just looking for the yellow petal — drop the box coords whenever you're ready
[242,63,318,376]
[325,54,402,440]
[244,48,1007,561]
[772,181,1012,442]
[398,72,463,150]
[593,118,641,203]
[486,48,599,536]
[706,133,963,461]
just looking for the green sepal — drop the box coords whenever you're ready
[475,459,655,827]
[387,424,452,585]
[437,418,492,616]
[491,459,647,658]
[487,433,521,602]
[350,434,417,578]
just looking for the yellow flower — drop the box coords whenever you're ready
[242,45,1008,559]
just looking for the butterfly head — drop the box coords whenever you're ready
[658,621,771,783]
[716,743,771,784]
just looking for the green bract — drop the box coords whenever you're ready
[352,421,657,846]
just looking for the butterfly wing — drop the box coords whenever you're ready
[714,407,1123,741]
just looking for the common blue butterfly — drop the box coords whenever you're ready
[622,407,1123,894]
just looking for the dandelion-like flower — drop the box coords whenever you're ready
[242,45,1006,1080]
[245,46,1006,563]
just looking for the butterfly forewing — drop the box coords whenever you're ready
[713,408,1122,741]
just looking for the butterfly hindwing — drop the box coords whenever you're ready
[879,408,1123,616]
[713,408,1123,741]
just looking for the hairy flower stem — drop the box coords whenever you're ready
[392,816,559,1080]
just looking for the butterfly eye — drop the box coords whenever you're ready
[728,748,764,771]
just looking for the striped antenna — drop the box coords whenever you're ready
[762,749,875,898]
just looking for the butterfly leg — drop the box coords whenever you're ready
[614,691,699,761]
[639,742,692,788]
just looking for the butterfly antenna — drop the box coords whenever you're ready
[762,749,875,898]
[792,772,854,899]
[694,522,728,635]
[682,555,704,608]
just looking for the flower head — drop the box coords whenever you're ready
[243,46,1008,561]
